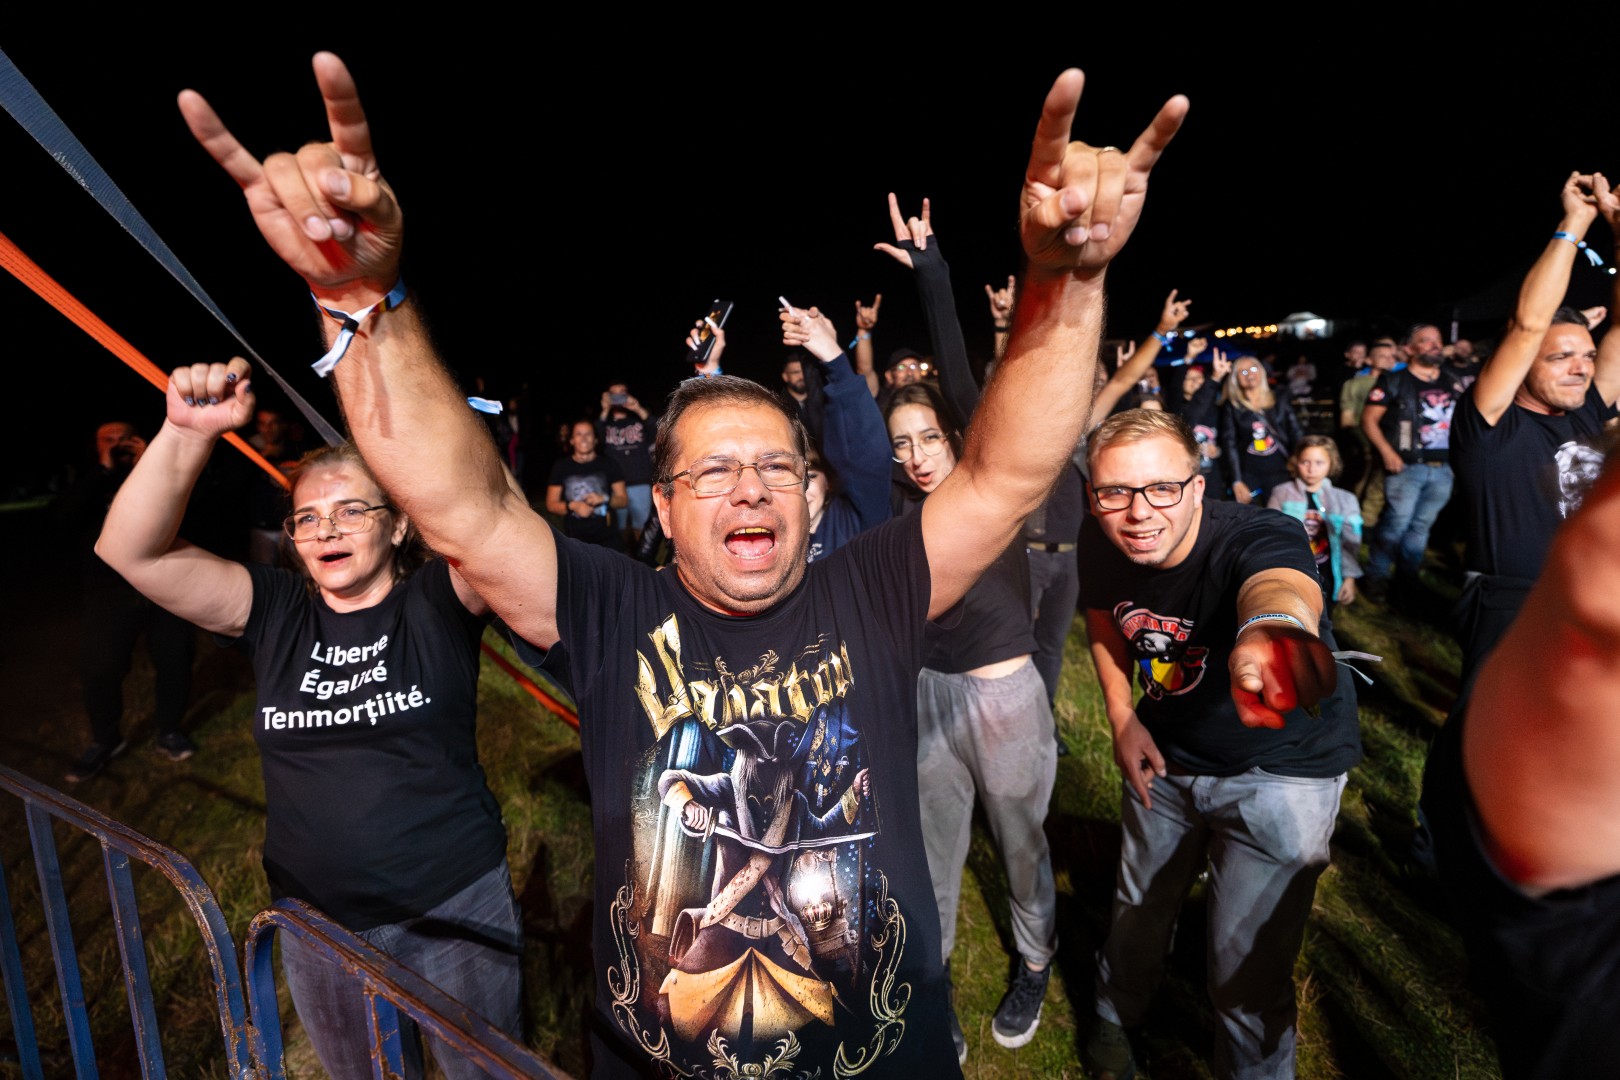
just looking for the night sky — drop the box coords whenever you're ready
[2,32,1616,493]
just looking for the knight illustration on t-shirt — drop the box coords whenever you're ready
[614,613,902,1072]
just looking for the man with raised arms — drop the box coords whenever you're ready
[176,55,1217,1077]
[1447,171,1620,680]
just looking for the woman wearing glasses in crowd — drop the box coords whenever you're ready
[94,359,519,1080]
[874,194,1057,1061]
[1216,354,1304,504]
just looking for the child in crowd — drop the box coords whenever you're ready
[1267,435,1363,611]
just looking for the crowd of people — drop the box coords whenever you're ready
[51,50,1620,1080]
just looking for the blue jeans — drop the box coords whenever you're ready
[1366,462,1452,581]
[1094,769,1346,1080]
[615,483,653,534]
[279,860,524,1080]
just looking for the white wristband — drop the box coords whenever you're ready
[1236,612,1307,641]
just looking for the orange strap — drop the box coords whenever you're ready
[0,227,580,730]
[479,643,579,730]
[0,229,289,489]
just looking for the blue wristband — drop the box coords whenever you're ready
[1553,231,1611,271]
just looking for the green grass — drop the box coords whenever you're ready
[1,587,1500,1078]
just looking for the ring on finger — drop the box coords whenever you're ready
[1095,145,1122,154]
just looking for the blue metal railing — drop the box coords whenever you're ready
[0,763,254,1079]
[243,899,562,1079]
[1,762,568,1079]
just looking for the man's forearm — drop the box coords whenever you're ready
[327,302,515,556]
[1235,569,1323,637]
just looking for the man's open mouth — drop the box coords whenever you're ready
[724,527,776,560]
[1121,528,1163,552]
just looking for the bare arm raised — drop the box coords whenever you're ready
[1471,172,1600,425]
[181,54,560,646]
[919,70,1188,618]
[95,360,255,637]
[1091,288,1192,420]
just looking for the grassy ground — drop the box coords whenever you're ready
[0,579,1499,1078]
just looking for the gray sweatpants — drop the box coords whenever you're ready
[917,659,1058,967]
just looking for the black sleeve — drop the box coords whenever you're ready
[550,528,645,689]
[903,237,980,426]
[229,561,303,656]
[1220,506,1319,585]
[1217,403,1245,487]
[834,509,938,673]
[1276,401,1305,456]
[798,359,828,448]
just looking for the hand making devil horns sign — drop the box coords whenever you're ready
[178,52,402,313]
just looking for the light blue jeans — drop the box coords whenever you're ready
[279,860,524,1080]
[615,483,654,535]
[1366,462,1453,582]
[1094,768,1347,1080]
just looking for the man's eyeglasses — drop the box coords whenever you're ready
[1092,475,1198,512]
[891,431,949,463]
[670,454,808,496]
[283,503,392,541]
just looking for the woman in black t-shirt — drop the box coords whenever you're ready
[1216,354,1304,505]
[95,360,520,1080]
[884,382,1057,1055]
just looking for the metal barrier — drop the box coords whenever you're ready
[0,762,253,1079]
[1,765,568,1079]
[244,899,562,1079]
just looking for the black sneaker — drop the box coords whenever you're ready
[155,732,197,763]
[1082,1017,1137,1080]
[991,961,1049,1048]
[64,739,127,783]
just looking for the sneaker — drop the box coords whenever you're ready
[948,998,967,1066]
[64,739,127,783]
[155,732,197,763]
[991,961,1049,1048]
[1082,1018,1137,1080]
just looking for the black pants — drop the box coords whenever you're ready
[79,584,195,744]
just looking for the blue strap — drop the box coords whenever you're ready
[0,48,345,447]
[1553,230,1607,269]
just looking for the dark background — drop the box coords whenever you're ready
[2,32,1615,494]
